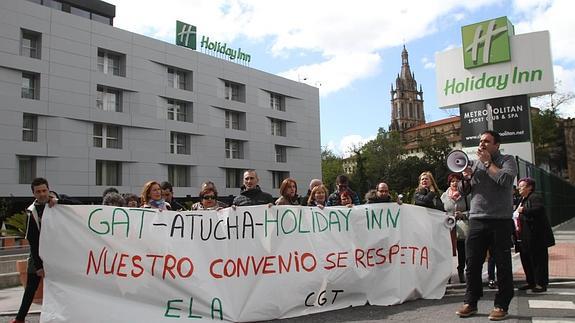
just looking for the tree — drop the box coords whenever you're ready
[420,133,452,190]
[321,147,343,193]
[361,128,404,187]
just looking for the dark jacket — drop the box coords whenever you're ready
[326,189,361,206]
[519,192,555,248]
[414,188,444,211]
[232,185,274,206]
[26,197,78,271]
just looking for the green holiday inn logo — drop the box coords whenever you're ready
[462,17,513,69]
[176,20,197,50]
[175,20,251,63]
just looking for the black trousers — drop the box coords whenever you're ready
[16,272,42,321]
[464,218,514,311]
[457,239,466,273]
[519,240,549,287]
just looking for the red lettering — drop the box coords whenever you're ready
[146,254,162,276]
[420,246,429,269]
[262,256,276,274]
[336,252,348,268]
[210,259,223,278]
[375,248,386,265]
[116,253,129,277]
[86,247,106,275]
[177,257,194,278]
[131,255,144,277]
[354,248,366,268]
[163,254,177,279]
[324,252,337,270]
[300,252,316,272]
[388,244,400,263]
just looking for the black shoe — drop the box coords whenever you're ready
[518,284,535,291]
[532,285,547,293]
[488,280,497,289]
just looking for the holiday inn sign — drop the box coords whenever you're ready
[435,16,554,108]
[176,20,251,64]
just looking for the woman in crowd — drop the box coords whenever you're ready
[191,182,227,210]
[123,193,139,207]
[275,178,300,205]
[141,180,170,210]
[102,192,126,207]
[307,184,328,209]
[414,171,444,211]
[339,190,354,208]
[441,173,470,283]
[516,177,555,293]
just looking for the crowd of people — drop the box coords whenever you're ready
[9,131,556,323]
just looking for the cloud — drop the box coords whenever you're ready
[552,65,575,117]
[278,53,381,96]
[111,0,500,96]
[338,134,376,158]
[513,0,575,63]
[422,57,435,69]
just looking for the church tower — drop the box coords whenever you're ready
[390,45,425,132]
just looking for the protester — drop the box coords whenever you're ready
[516,177,555,293]
[340,190,354,208]
[275,178,300,205]
[300,178,323,206]
[232,170,274,206]
[102,192,126,207]
[160,181,186,211]
[101,187,118,203]
[414,171,444,210]
[307,184,328,209]
[123,193,139,208]
[456,130,517,321]
[441,173,470,283]
[11,178,76,323]
[327,174,360,206]
[191,182,227,210]
[141,180,170,210]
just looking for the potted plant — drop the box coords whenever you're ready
[1,212,43,304]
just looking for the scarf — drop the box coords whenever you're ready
[448,187,461,201]
[149,199,167,210]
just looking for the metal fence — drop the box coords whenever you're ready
[516,157,575,226]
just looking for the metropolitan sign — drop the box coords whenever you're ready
[459,95,530,147]
[436,24,554,108]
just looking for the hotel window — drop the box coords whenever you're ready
[96,160,121,186]
[70,5,90,18]
[225,110,243,130]
[22,114,38,142]
[270,118,286,137]
[271,171,289,189]
[270,92,285,111]
[224,81,244,102]
[170,132,190,155]
[20,29,41,59]
[97,49,124,76]
[93,124,122,149]
[21,72,39,100]
[18,156,36,184]
[275,145,287,163]
[225,168,242,188]
[167,99,192,122]
[225,139,243,159]
[168,165,190,187]
[168,68,192,90]
[96,85,122,112]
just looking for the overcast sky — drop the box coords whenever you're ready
[110,0,575,156]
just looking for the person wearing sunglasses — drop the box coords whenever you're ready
[191,183,228,210]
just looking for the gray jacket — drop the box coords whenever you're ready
[460,151,517,220]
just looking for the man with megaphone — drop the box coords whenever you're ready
[454,130,517,321]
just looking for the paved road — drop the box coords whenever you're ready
[2,281,574,322]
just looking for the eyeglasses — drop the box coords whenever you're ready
[202,195,216,200]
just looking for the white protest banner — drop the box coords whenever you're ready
[39,204,452,322]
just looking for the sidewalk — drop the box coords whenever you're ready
[1,218,574,318]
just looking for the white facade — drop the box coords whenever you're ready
[0,0,321,198]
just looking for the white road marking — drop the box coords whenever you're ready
[529,300,575,310]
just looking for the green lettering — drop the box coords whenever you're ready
[165,299,183,318]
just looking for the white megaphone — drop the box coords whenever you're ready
[446,150,474,173]
[444,214,456,229]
